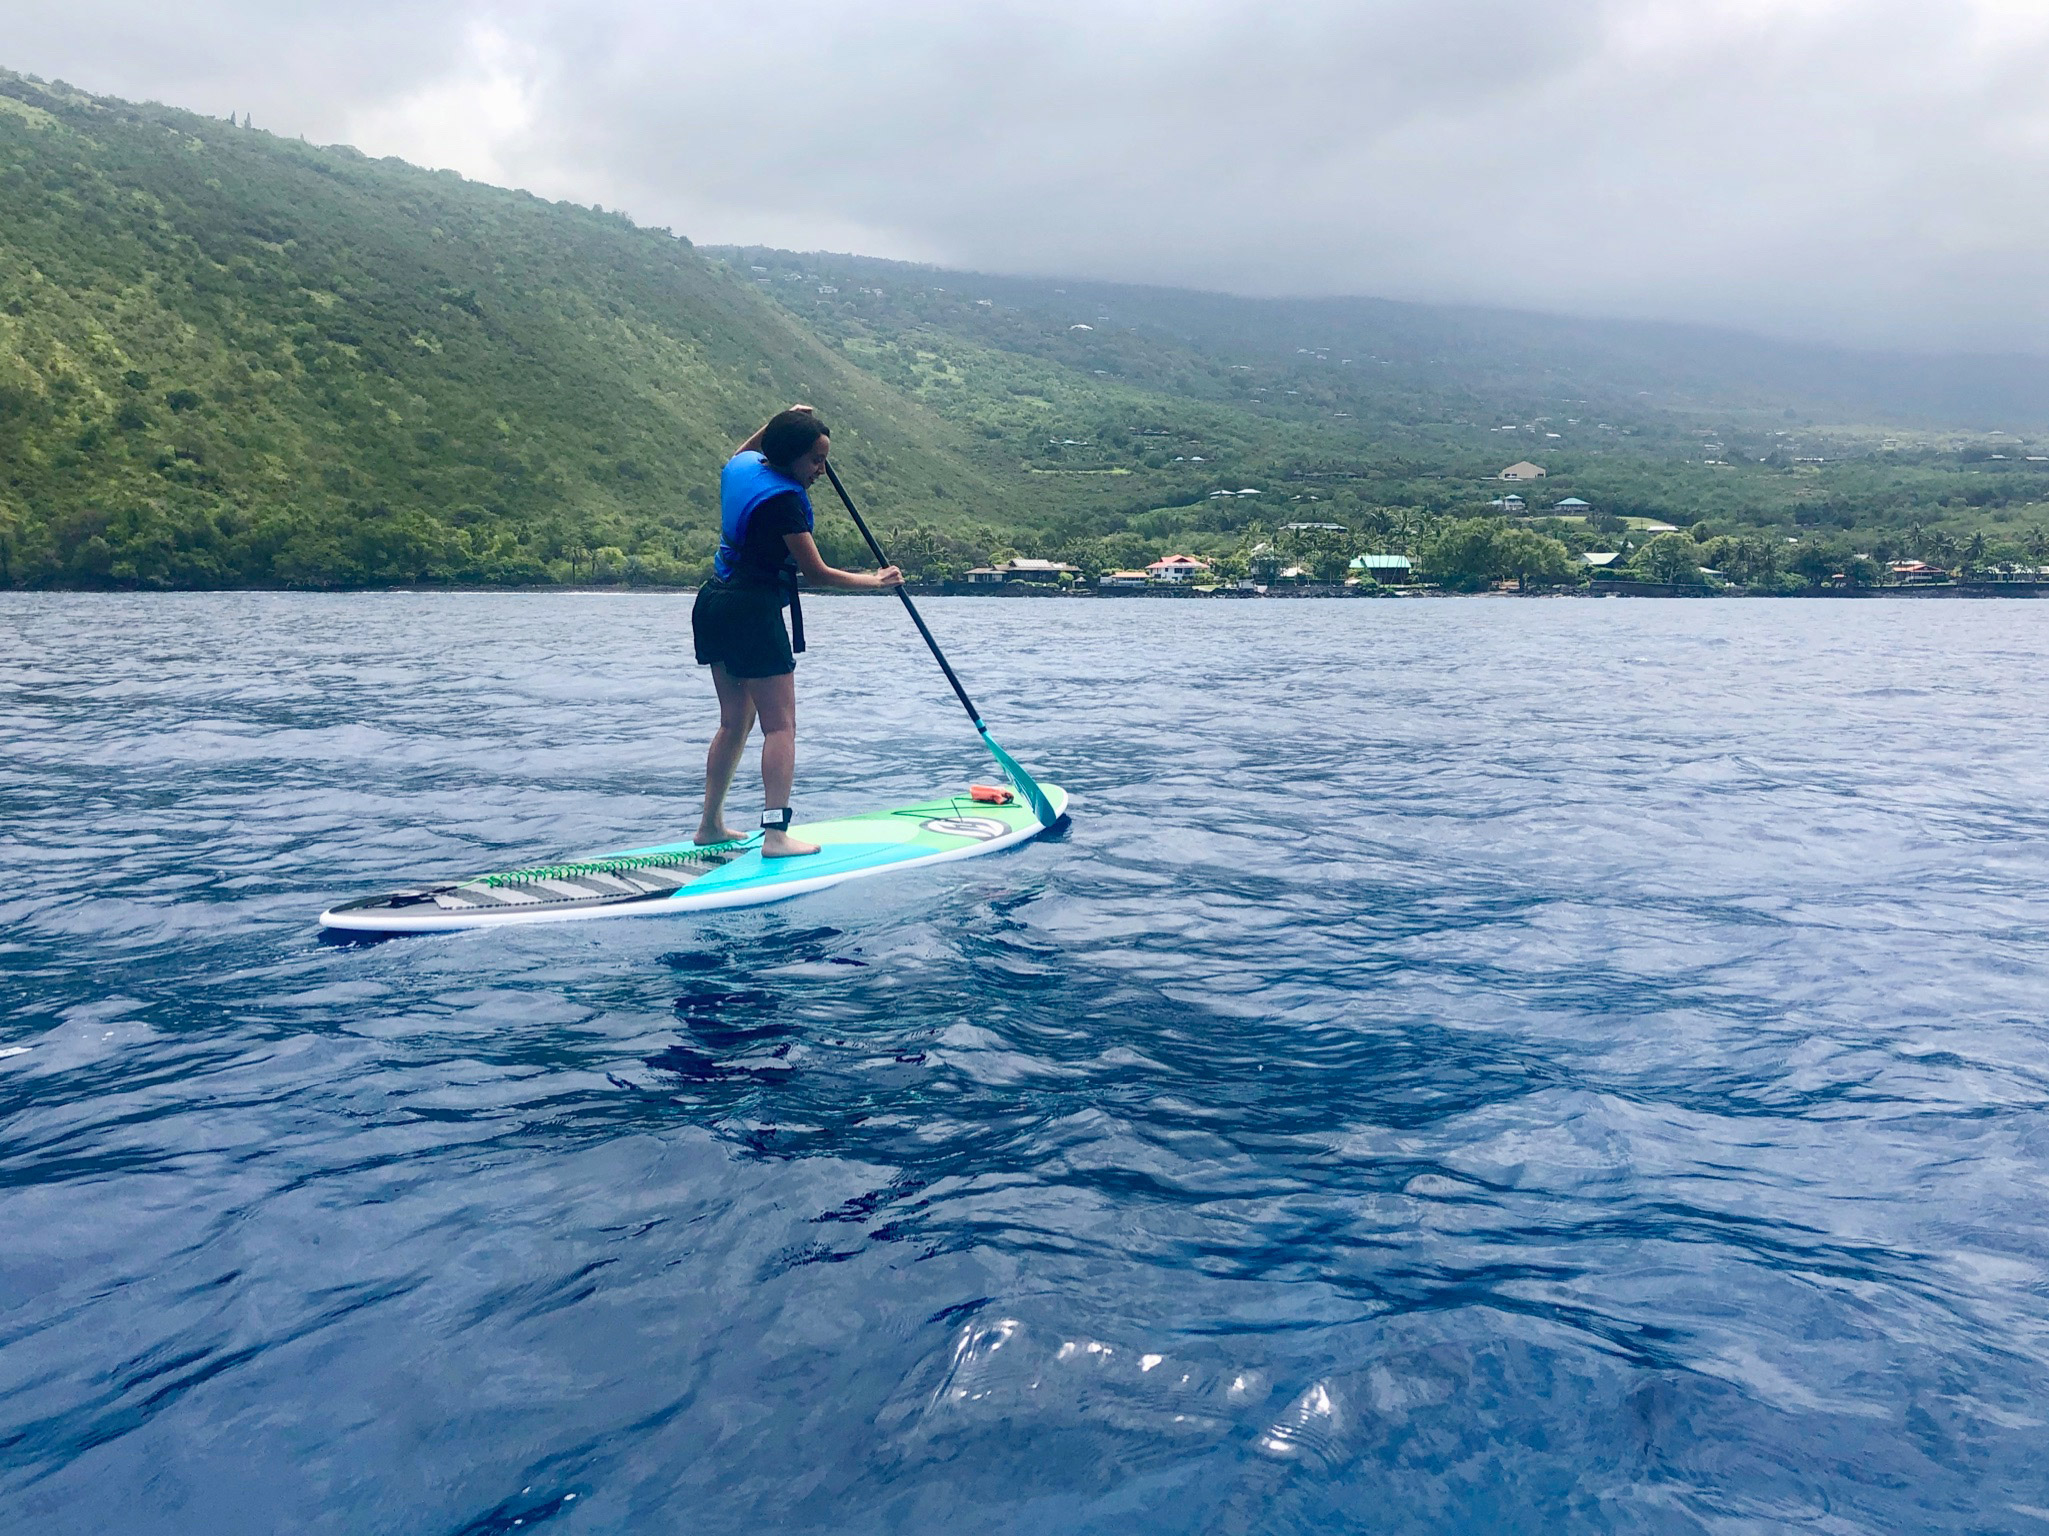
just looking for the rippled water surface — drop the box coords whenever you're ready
[6,591,2049,1533]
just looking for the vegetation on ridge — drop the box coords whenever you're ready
[718,246,2049,583]
[3,64,2048,592]
[0,70,991,588]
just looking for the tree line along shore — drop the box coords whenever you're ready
[815,512,2049,597]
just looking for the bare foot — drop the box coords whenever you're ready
[761,829,820,859]
[694,824,746,846]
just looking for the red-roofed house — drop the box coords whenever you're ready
[1146,555,1212,584]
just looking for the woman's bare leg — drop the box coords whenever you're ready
[696,663,756,845]
[746,671,818,858]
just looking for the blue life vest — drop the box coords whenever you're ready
[714,450,814,584]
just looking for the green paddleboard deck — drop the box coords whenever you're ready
[319,785,1068,933]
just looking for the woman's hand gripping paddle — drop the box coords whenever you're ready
[821,461,1061,829]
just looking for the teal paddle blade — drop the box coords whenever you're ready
[978,724,1060,828]
[818,463,1063,830]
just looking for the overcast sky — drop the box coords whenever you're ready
[9,0,2049,353]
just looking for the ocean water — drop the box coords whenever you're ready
[4,591,2049,1534]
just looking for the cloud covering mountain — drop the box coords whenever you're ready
[11,0,2048,352]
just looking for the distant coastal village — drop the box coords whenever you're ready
[925,458,2049,599]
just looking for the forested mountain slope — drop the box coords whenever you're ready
[4,63,2045,592]
[715,249,2049,433]
[712,246,2049,564]
[0,70,995,587]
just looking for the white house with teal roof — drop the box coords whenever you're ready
[1349,554,1413,584]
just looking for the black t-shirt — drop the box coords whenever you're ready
[727,490,809,590]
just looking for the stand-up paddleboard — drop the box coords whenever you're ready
[319,785,1068,934]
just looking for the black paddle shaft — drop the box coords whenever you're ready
[821,461,985,729]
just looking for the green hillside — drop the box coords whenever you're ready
[0,70,998,588]
[5,63,2048,593]
[711,246,2049,576]
[757,253,2049,430]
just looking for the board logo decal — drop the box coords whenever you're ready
[922,816,1010,840]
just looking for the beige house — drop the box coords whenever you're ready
[1890,561,1947,585]
[966,557,1079,585]
[1499,461,1547,481]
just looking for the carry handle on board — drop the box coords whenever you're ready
[821,460,1060,829]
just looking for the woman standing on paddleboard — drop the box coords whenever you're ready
[692,407,902,858]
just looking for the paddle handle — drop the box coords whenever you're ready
[822,461,984,729]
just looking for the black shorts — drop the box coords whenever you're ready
[692,579,795,678]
